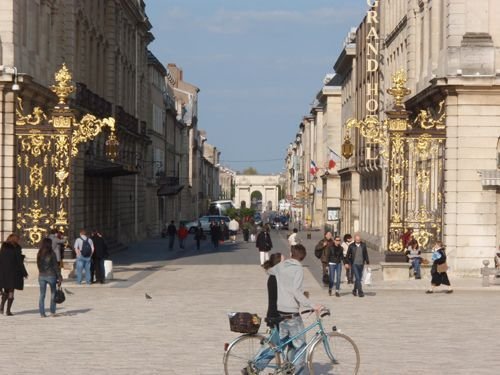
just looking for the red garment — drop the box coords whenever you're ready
[401,230,413,249]
[178,227,188,240]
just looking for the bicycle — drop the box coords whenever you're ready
[223,308,360,374]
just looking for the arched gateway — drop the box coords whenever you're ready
[234,175,280,212]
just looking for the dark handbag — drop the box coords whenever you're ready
[322,273,329,285]
[55,286,65,304]
[315,247,323,259]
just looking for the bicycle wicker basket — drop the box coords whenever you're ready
[228,312,261,334]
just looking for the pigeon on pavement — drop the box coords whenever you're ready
[145,293,152,300]
[64,288,74,295]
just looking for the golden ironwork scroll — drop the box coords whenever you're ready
[385,71,446,252]
[15,64,119,245]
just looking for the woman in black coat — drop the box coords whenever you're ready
[426,241,453,294]
[0,234,28,315]
[256,225,273,265]
[262,252,283,326]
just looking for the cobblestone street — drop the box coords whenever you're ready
[1,232,500,374]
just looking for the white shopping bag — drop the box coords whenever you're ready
[363,267,372,286]
[250,234,256,242]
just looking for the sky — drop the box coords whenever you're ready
[146,0,368,174]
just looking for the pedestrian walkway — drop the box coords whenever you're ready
[3,232,500,374]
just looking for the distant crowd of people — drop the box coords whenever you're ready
[0,229,109,317]
[163,217,245,252]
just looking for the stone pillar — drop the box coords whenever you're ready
[444,88,500,275]
[0,88,16,240]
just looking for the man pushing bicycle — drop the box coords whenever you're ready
[267,244,324,375]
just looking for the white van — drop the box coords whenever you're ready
[208,200,235,216]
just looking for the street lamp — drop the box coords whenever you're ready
[0,65,20,91]
[341,134,354,159]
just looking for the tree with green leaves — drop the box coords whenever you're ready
[242,167,258,175]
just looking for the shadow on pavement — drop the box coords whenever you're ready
[113,235,263,266]
[13,308,93,316]
[13,309,40,316]
[56,308,92,316]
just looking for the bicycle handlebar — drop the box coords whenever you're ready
[320,309,331,318]
[300,308,331,318]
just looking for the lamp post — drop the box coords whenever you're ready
[15,64,119,245]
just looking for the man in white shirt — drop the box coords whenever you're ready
[228,218,239,243]
[73,229,95,285]
[287,228,299,253]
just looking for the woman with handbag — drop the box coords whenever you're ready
[37,238,63,317]
[426,241,453,294]
[0,234,28,316]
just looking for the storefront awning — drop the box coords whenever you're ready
[85,162,138,177]
[478,170,500,187]
[157,184,184,196]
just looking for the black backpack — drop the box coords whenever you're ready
[81,237,92,257]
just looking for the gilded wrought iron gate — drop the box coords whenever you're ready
[387,93,446,252]
[15,64,118,245]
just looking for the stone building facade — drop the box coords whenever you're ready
[0,0,153,244]
[378,0,500,274]
[284,0,500,275]
[0,1,222,246]
[219,166,236,200]
[284,75,344,232]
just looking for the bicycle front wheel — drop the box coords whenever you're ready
[308,332,360,375]
[223,334,279,375]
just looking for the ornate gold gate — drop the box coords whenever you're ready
[386,72,446,252]
[345,70,446,254]
[15,64,118,245]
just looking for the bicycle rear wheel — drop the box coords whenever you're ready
[307,332,360,374]
[223,334,279,374]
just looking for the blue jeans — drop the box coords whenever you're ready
[352,264,364,294]
[76,256,92,284]
[279,316,306,374]
[412,258,421,278]
[254,328,280,370]
[328,263,342,291]
[39,276,57,316]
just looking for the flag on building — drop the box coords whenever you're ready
[328,147,341,170]
[310,160,319,176]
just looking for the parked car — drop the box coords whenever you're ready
[254,212,263,226]
[185,215,230,233]
[271,215,289,230]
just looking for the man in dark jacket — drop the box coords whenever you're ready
[346,234,370,298]
[210,221,221,250]
[167,221,177,250]
[91,230,109,284]
[314,231,333,286]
